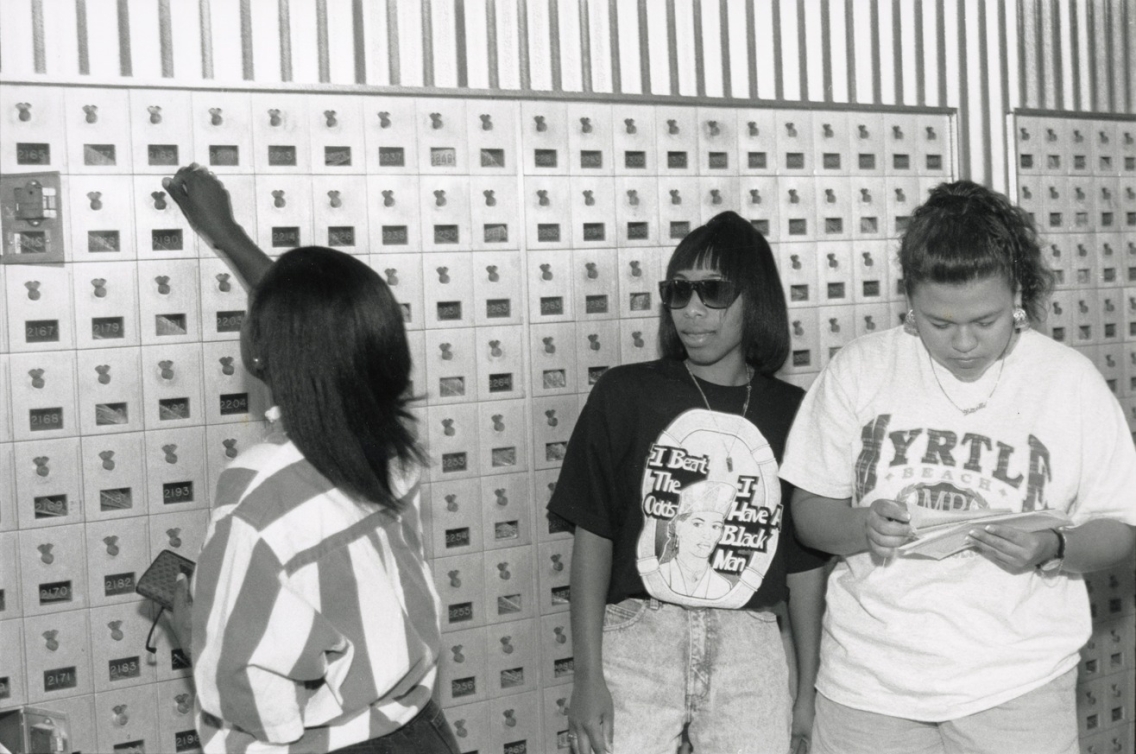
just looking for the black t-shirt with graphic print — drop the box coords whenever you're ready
[548,359,828,611]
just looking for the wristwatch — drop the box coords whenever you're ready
[1037,527,1067,573]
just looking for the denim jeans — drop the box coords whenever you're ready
[331,699,461,754]
[811,668,1079,754]
[602,598,792,754]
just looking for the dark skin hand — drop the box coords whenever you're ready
[166,572,193,660]
[162,164,272,291]
[162,164,246,252]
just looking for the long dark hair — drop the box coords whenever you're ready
[246,247,426,510]
[899,180,1055,323]
[658,210,790,375]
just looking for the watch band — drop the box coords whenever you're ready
[1038,527,1067,573]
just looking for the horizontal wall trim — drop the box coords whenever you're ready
[0,75,956,114]
[1013,107,1136,122]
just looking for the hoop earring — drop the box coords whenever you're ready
[1012,307,1030,331]
[903,310,918,336]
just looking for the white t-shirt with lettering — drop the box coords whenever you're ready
[780,327,1136,721]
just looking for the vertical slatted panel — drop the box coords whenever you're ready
[636,0,657,94]
[1102,0,1113,111]
[850,0,874,104]
[828,0,850,103]
[285,0,318,83]
[31,0,47,72]
[41,0,82,77]
[723,0,749,99]
[205,0,245,81]
[611,0,640,94]
[166,0,203,81]
[1019,0,1036,108]
[897,0,917,105]
[699,0,725,98]
[395,0,425,87]
[1046,0,1061,110]
[1056,0,1073,110]
[118,0,134,76]
[1088,0,1101,110]
[352,0,366,83]
[983,0,1007,192]
[250,0,284,84]
[643,0,667,94]
[356,0,384,85]
[463,0,492,88]
[430,0,461,88]
[877,0,896,104]
[79,0,121,79]
[1107,0,1125,113]
[803,0,824,102]
[556,0,584,92]
[495,0,521,89]
[0,0,32,73]
[526,0,553,89]
[959,0,980,183]
[326,0,359,84]
[869,0,882,103]
[123,0,160,80]
[673,0,698,97]
[77,0,92,74]
[943,0,965,174]
[577,0,593,91]
[239,0,253,80]
[158,0,174,76]
[751,0,777,100]
[777,0,801,100]
[383,0,400,83]
[1,0,1132,170]
[587,0,615,94]
[1124,0,1133,112]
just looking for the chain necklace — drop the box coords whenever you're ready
[926,342,1009,416]
[684,361,753,472]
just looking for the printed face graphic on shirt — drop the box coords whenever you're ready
[674,510,726,559]
[637,409,783,609]
[855,414,1056,555]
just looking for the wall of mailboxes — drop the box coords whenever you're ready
[0,83,1132,753]
[1013,111,1136,754]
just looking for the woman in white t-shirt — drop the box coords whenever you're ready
[780,180,1136,754]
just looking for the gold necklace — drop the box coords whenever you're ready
[684,361,753,472]
[926,344,1008,416]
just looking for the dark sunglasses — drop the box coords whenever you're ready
[658,278,740,309]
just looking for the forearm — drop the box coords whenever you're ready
[569,527,613,682]
[1061,520,1136,574]
[163,165,272,293]
[206,226,272,293]
[792,489,870,557]
[786,566,826,699]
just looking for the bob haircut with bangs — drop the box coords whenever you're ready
[658,210,790,375]
[246,246,426,511]
[899,180,1055,323]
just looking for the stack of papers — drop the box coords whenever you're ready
[898,507,1072,560]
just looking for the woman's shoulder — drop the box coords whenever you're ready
[590,359,685,396]
[822,327,907,378]
[1013,329,1104,383]
[224,433,294,469]
[758,373,807,402]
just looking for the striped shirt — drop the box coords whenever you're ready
[191,434,441,752]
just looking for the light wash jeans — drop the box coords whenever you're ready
[602,597,792,754]
[811,668,1079,754]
